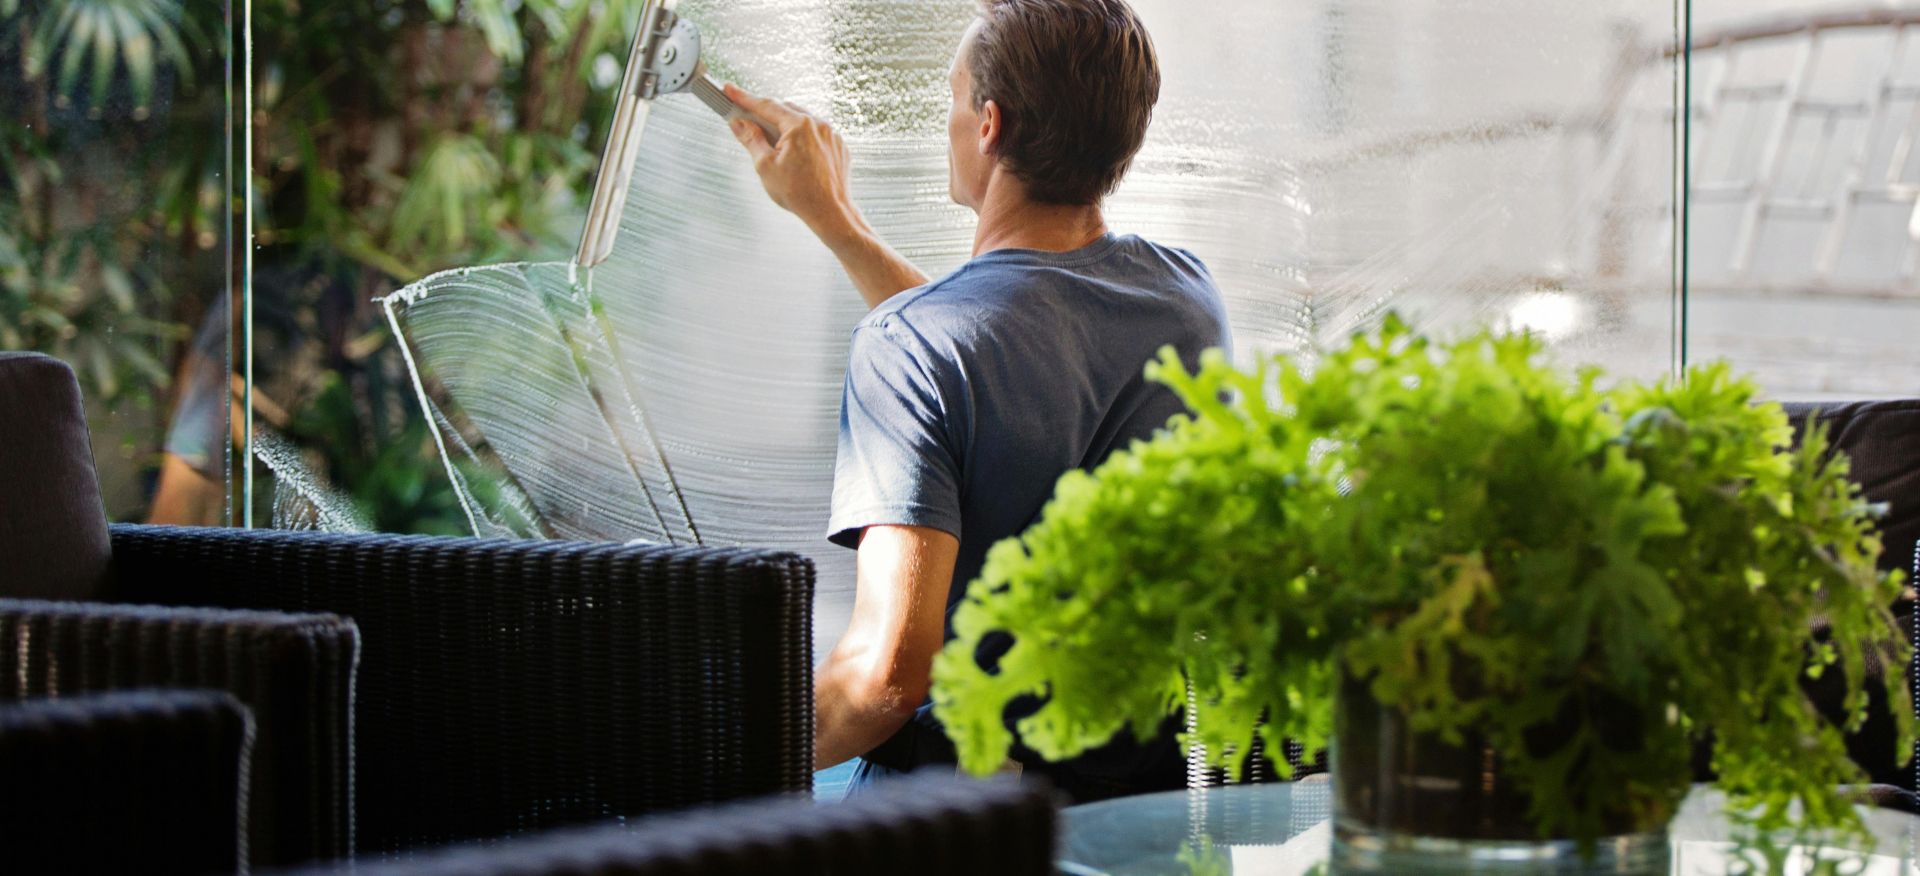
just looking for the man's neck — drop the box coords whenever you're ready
[971,172,1109,257]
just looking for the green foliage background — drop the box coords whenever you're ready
[933,317,1911,844]
[2,0,221,412]
[2,0,643,527]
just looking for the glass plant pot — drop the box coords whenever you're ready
[1329,673,1672,874]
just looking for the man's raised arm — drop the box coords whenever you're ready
[724,84,930,309]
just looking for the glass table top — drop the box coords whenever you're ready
[1058,778,1920,875]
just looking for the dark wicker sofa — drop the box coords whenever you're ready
[106,525,816,856]
[0,351,816,866]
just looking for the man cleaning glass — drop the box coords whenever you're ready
[724,0,1230,802]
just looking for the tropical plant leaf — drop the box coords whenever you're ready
[389,133,504,255]
[113,3,161,105]
[99,263,136,312]
[465,0,524,63]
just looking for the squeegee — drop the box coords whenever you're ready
[575,0,782,268]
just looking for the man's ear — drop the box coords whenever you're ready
[979,98,1002,156]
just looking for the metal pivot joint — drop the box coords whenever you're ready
[576,0,782,268]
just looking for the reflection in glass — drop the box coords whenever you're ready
[150,297,242,524]
[1,0,235,524]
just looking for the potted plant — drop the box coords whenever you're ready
[931,316,1911,873]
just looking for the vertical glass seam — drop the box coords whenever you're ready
[223,0,236,528]
[241,0,255,529]
[1680,0,1693,376]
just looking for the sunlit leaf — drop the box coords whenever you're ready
[100,264,136,312]
[465,0,524,63]
[84,339,117,397]
[108,4,157,107]
[89,6,117,105]
[52,4,97,94]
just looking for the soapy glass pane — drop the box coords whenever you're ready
[0,0,237,525]
[385,0,1683,651]
[1685,0,1920,398]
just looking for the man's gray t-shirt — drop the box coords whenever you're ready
[826,231,1231,793]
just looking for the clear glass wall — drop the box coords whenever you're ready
[241,0,668,533]
[2,0,237,524]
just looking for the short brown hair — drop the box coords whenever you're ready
[967,0,1161,205]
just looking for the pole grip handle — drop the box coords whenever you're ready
[689,74,781,146]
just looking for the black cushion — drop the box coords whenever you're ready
[0,353,111,600]
[0,690,251,876]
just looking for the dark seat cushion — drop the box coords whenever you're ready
[0,353,111,599]
[0,690,251,876]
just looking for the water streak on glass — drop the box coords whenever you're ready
[381,0,1682,652]
[254,428,371,533]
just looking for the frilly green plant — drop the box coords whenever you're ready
[931,315,1910,845]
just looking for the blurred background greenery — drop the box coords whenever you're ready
[2,0,645,532]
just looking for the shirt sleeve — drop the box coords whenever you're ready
[826,320,964,550]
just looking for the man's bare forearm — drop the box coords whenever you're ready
[812,525,957,771]
[814,203,931,310]
[813,645,916,770]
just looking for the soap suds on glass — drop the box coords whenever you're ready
[256,428,372,533]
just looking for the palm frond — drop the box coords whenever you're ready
[388,133,504,257]
[30,0,194,109]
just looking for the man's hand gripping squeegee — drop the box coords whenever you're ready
[575,0,781,268]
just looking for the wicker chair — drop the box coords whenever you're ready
[0,689,252,876]
[0,599,356,864]
[103,526,816,855]
[268,773,1057,876]
[2,351,818,861]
